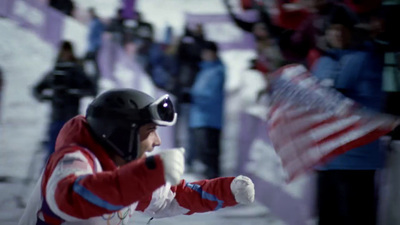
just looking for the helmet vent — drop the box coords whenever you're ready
[129,99,138,108]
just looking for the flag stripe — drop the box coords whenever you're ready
[274,115,359,159]
[266,64,398,182]
[271,112,338,150]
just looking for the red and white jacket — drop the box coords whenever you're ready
[19,115,238,225]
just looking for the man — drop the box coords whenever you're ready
[189,41,225,179]
[312,6,384,225]
[86,8,104,59]
[85,8,104,94]
[19,88,255,224]
[105,8,125,45]
[130,12,155,74]
[33,41,96,161]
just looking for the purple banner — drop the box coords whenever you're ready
[0,0,14,17]
[9,0,47,37]
[42,5,64,47]
[185,11,257,51]
[238,112,315,225]
[4,0,64,48]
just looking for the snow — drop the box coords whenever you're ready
[0,18,53,179]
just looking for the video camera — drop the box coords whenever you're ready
[47,63,79,98]
[50,70,69,91]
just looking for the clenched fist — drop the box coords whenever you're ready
[230,175,255,204]
[159,148,185,185]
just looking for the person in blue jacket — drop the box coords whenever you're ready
[188,41,225,179]
[86,8,104,58]
[311,6,385,225]
[85,7,104,95]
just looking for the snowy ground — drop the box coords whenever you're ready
[0,0,288,224]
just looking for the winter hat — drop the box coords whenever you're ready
[202,41,219,53]
[328,5,359,29]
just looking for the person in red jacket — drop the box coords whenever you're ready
[19,88,255,225]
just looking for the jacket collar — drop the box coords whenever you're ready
[55,115,117,171]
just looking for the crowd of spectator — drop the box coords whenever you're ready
[222,1,400,225]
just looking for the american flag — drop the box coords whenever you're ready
[267,64,399,182]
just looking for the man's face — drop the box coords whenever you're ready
[326,24,352,49]
[137,123,161,158]
[201,49,216,61]
[252,23,269,39]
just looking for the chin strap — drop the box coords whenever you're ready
[101,124,140,162]
[126,124,139,161]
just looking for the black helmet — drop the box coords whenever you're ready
[86,88,177,161]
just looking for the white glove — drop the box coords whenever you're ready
[159,148,185,185]
[230,175,255,204]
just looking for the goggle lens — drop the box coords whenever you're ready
[157,97,175,122]
[148,94,177,126]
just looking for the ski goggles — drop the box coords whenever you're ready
[146,94,177,126]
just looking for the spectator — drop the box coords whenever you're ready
[133,12,154,43]
[163,24,174,46]
[224,1,286,102]
[223,0,359,68]
[105,8,126,45]
[279,0,359,67]
[145,24,178,91]
[175,23,205,95]
[18,88,255,224]
[168,24,206,166]
[275,0,311,30]
[32,41,96,161]
[223,0,287,75]
[86,8,105,59]
[251,26,285,75]
[311,6,385,225]
[188,41,226,179]
[223,0,281,41]
[86,8,105,95]
[130,12,155,73]
[374,5,400,137]
[147,41,179,92]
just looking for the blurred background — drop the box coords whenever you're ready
[1,0,400,224]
